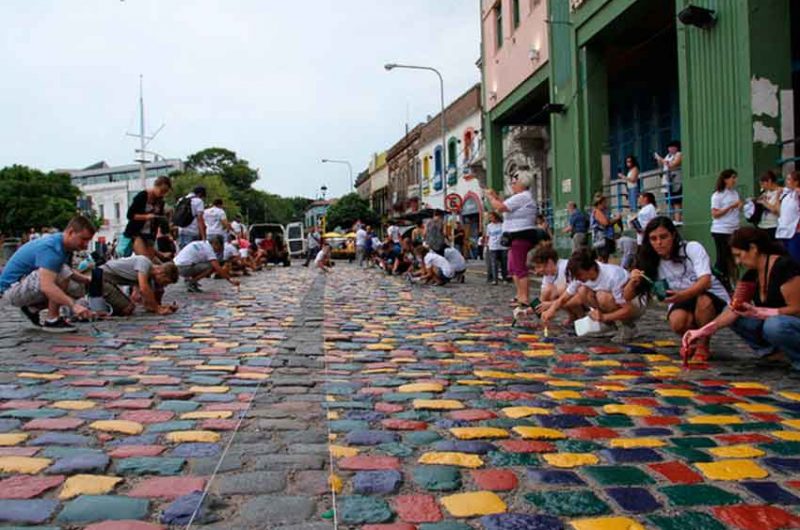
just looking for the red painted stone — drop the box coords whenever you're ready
[205,402,248,411]
[363,524,416,530]
[201,419,238,431]
[648,461,703,484]
[730,388,769,397]
[447,409,497,421]
[83,521,165,530]
[107,399,153,409]
[393,494,442,523]
[570,427,619,440]
[86,390,123,400]
[484,391,535,401]
[584,390,608,399]
[107,445,166,458]
[156,390,195,399]
[695,394,738,404]
[626,398,659,407]
[97,433,114,442]
[642,416,681,426]
[559,354,589,362]
[551,367,584,375]
[375,403,404,413]
[119,410,175,424]
[588,346,623,354]
[495,440,556,453]
[338,456,400,471]
[0,448,40,457]
[0,475,65,499]
[381,419,428,431]
[714,505,800,530]
[23,417,84,431]
[787,481,800,490]
[560,405,597,416]
[0,400,46,410]
[237,393,254,402]
[751,413,781,423]
[127,476,206,499]
[715,433,773,445]
[470,469,518,491]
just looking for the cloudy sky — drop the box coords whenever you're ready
[0,1,481,199]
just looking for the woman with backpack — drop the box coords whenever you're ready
[625,216,731,363]
[121,176,172,259]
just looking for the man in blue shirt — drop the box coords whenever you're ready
[563,202,589,252]
[0,216,96,332]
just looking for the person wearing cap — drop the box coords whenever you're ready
[178,186,207,248]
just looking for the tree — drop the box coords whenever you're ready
[168,171,241,219]
[324,193,378,232]
[0,165,82,235]
[185,147,258,192]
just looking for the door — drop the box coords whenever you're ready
[286,222,305,257]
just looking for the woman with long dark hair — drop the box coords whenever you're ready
[591,194,621,263]
[618,155,640,210]
[625,216,730,363]
[710,169,742,283]
[684,227,800,371]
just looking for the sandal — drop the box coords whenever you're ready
[691,344,712,364]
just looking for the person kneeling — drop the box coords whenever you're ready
[98,256,179,316]
[444,246,467,283]
[315,244,333,272]
[415,247,455,286]
[174,239,239,292]
[530,243,569,316]
[684,227,800,371]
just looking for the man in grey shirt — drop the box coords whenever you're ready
[98,256,179,315]
[424,211,446,254]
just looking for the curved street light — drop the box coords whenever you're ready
[321,158,354,191]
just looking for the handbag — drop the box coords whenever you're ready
[500,232,512,247]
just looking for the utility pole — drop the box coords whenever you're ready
[127,75,165,191]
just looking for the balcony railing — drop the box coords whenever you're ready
[603,168,683,222]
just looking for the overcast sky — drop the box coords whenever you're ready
[0,1,481,199]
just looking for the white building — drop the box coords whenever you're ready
[65,159,184,242]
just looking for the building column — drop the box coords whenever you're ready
[485,119,504,192]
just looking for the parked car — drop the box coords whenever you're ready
[249,223,290,266]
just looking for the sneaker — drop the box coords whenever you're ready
[41,317,77,333]
[612,323,638,344]
[20,306,41,327]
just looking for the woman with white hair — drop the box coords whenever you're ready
[487,172,541,309]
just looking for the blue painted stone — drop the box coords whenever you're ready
[600,448,663,463]
[345,430,398,446]
[0,409,66,419]
[77,410,115,420]
[188,376,223,385]
[655,406,684,416]
[106,434,160,446]
[404,430,442,446]
[57,495,149,523]
[741,481,800,504]
[170,443,221,458]
[195,393,235,402]
[538,415,591,429]
[763,457,800,474]
[0,500,59,524]
[146,420,196,433]
[606,487,661,513]
[433,441,497,454]
[0,389,41,400]
[41,447,104,459]
[330,420,369,433]
[158,401,200,412]
[481,513,565,530]
[632,428,673,437]
[507,383,547,393]
[353,470,403,495]
[47,452,109,474]
[115,457,185,476]
[0,419,22,432]
[436,419,472,429]
[123,391,154,399]
[31,432,92,446]
[344,411,385,422]
[527,469,586,486]
[38,390,85,401]
[20,365,57,373]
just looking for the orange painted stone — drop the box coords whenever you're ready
[714,505,800,530]
[495,440,556,453]
[381,419,428,431]
[127,476,206,499]
[448,409,497,421]
[106,445,166,458]
[338,456,401,470]
[393,494,442,523]
[470,469,518,491]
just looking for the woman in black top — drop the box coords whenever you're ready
[684,227,800,371]
[124,176,172,259]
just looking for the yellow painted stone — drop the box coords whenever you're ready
[596,384,627,391]
[413,399,464,410]
[609,438,666,449]
[418,452,484,468]
[153,335,184,341]
[166,431,221,443]
[544,390,582,400]
[734,402,778,413]
[783,419,800,430]
[366,343,393,351]
[687,415,743,425]
[570,516,645,530]
[180,411,233,420]
[133,355,171,362]
[548,380,585,388]
[0,433,28,446]
[440,491,507,518]
[59,474,122,499]
[189,386,230,394]
[772,430,800,441]
[150,343,178,350]
[513,427,566,440]
[0,456,51,474]
[456,380,494,386]
[398,383,444,393]
[518,334,540,340]
[644,354,672,363]
[52,400,96,410]
[649,366,680,375]
[17,372,63,380]
[655,389,696,398]
[708,445,765,458]
[449,427,509,440]
[695,459,769,480]
[399,371,433,378]
[731,382,770,390]
[516,373,548,381]
[363,368,396,374]
[235,373,269,380]
[474,370,519,380]
[653,340,678,347]
[779,391,800,402]
[212,341,239,348]
[523,350,555,358]
[543,453,599,468]
[326,411,340,420]
[583,360,621,367]
[329,473,343,494]
[603,375,636,381]
[89,420,143,435]
[329,445,359,458]
[196,365,237,373]
[501,406,550,419]
[602,405,652,417]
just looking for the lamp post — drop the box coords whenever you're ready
[321,159,354,191]
[384,62,447,207]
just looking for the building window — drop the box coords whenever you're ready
[99,204,105,220]
[495,3,503,50]
[513,0,521,29]
[463,129,474,161]
[114,203,121,221]
[434,146,443,176]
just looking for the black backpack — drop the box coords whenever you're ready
[172,195,195,228]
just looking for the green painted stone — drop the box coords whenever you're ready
[323,384,356,395]
[322,401,372,410]
[524,490,610,516]
[419,523,472,530]
[114,457,185,476]
[670,437,717,448]
[371,378,407,387]
[39,390,86,400]
[404,431,441,447]
[146,420,195,433]
[662,447,712,463]
[595,415,634,428]
[660,485,742,506]
[730,422,782,432]
[760,441,800,455]
[377,443,414,457]
[382,392,433,403]
[396,411,436,421]
[694,404,735,415]
[557,440,603,453]
[488,451,540,467]
[677,424,724,435]
[329,420,369,433]
[157,400,200,412]
[584,466,655,486]
[485,418,536,429]
[338,495,393,524]
[574,398,616,406]
[648,512,726,530]
[412,465,462,491]
[110,377,139,385]
[41,447,105,459]
[468,399,499,409]
[328,364,361,371]
[662,397,693,406]
[0,408,67,419]
[57,495,149,523]
[445,386,482,395]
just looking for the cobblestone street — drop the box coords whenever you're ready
[1,263,800,529]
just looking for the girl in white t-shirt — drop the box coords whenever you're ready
[626,216,731,363]
[710,169,742,283]
[530,244,568,304]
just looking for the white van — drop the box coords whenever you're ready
[285,222,305,258]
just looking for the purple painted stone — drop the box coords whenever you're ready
[764,458,800,474]
[195,394,235,402]
[77,410,115,420]
[538,415,591,429]
[433,441,497,454]
[169,443,221,458]
[0,499,59,523]
[600,448,663,463]
[606,487,661,513]
[47,453,109,474]
[31,432,92,446]
[345,430,399,446]
[527,469,586,486]
[632,428,672,437]
[344,411,386,422]
[161,491,207,525]
[508,384,547,393]
[0,419,22,433]
[481,513,565,530]
[106,434,160,446]
[353,470,403,495]
[742,481,800,504]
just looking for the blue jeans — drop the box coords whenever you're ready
[178,232,199,249]
[486,249,508,282]
[628,186,639,210]
[731,315,800,368]
[782,233,800,263]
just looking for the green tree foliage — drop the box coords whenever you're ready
[185,147,258,192]
[0,165,82,235]
[324,193,378,232]
[168,171,241,219]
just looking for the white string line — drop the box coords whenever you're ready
[321,275,340,530]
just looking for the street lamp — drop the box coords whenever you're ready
[384,62,448,205]
[321,159,354,191]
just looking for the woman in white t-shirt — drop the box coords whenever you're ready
[710,169,742,283]
[756,171,782,240]
[626,216,731,363]
[633,192,658,245]
[777,171,800,262]
[530,243,568,304]
[485,212,508,285]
